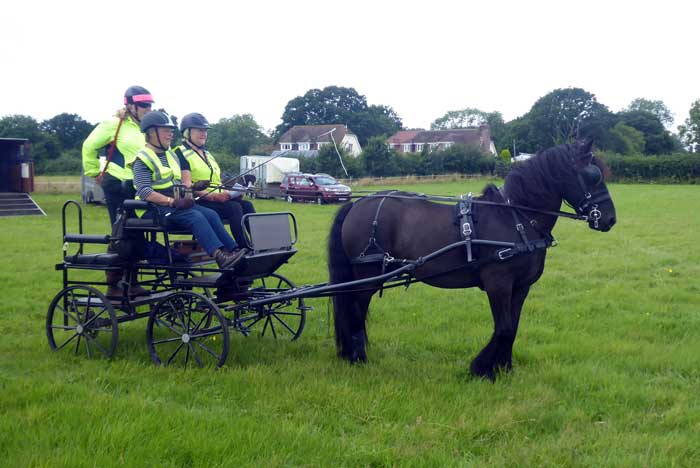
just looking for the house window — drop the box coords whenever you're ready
[403,144,412,152]
[347,144,353,151]
[415,143,424,152]
[281,143,292,151]
[299,143,310,151]
[429,143,439,151]
[443,142,453,149]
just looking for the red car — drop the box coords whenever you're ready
[280,173,352,204]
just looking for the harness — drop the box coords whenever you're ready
[347,190,559,283]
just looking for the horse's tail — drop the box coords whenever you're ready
[328,202,358,356]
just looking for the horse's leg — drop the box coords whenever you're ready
[502,285,531,370]
[334,290,374,363]
[470,281,514,381]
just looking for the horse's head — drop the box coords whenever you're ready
[560,140,617,232]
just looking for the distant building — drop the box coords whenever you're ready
[387,125,496,156]
[276,124,362,157]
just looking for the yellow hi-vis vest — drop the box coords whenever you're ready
[176,144,222,190]
[135,147,182,192]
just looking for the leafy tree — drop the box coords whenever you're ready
[526,88,612,149]
[498,149,512,162]
[314,143,360,178]
[678,99,700,152]
[606,122,645,155]
[619,110,675,154]
[0,114,61,163]
[207,114,270,157]
[40,113,94,151]
[361,136,397,177]
[625,98,674,128]
[276,86,402,146]
[430,108,506,151]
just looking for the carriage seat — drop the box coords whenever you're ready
[121,199,191,235]
[63,253,127,266]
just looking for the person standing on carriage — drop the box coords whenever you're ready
[131,111,248,270]
[82,85,154,298]
[82,85,154,224]
[173,112,256,247]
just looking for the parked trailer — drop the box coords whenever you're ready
[240,155,299,199]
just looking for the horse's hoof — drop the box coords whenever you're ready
[470,361,496,382]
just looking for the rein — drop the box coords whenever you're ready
[355,192,590,222]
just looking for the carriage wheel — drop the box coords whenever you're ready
[46,285,118,359]
[147,291,229,368]
[236,273,306,340]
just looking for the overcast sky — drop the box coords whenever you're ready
[2,0,697,134]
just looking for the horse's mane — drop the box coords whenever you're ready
[495,144,575,205]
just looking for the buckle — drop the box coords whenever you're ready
[497,249,514,260]
[462,222,472,236]
[516,223,524,232]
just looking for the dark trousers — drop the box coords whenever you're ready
[101,173,136,225]
[198,198,256,247]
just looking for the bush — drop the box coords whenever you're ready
[37,149,81,175]
[599,152,700,183]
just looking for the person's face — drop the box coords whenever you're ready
[133,102,152,120]
[189,128,208,147]
[150,126,173,148]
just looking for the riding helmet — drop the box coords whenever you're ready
[124,85,154,105]
[180,112,211,132]
[140,111,176,133]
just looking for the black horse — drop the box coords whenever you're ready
[327,140,616,380]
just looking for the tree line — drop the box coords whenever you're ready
[1,85,699,176]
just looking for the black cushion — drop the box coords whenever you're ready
[64,253,127,266]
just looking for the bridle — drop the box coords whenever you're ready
[564,156,611,229]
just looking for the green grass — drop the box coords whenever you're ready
[1,182,700,467]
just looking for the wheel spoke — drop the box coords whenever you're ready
[193,340,222,360]
[84,333,109,356]
[85,334,92,358]
[54,332,79,351]
[271,314,297,335]
[188,343,203,368]
[56,303,80,325]
[152,336,185,345]
[166,342,185,366]
[190,326,225,339]
[155,316,185,336]
[83,306,109,328]
[74,335,82,355]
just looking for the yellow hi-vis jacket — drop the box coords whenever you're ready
[82,115,144,181]
[133,147,182,194]
[175,144,222,191]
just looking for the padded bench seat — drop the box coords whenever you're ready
[64,253,128,266]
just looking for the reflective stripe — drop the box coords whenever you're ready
[178,144,222,190]
[136,147,181,190]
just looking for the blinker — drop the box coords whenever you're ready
[581,165,602,186]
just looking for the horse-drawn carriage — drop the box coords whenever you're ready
[48,199,309,368]
[47,141,617,379]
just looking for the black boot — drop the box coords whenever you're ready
[105,270,123,298]
[128,270,150,298]
[214,248,248,269]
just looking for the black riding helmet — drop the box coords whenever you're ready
[124,85,154,105]
[180,112,211,132]
[140,111,176,133]
[140,111,175,151]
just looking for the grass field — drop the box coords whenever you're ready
[1,182,699,467]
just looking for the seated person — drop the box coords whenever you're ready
[174,112,256,247]
[130,111,246,269]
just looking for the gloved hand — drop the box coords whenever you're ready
[173,198,195,210]
[209,192,230,203]
[192,180,210,191]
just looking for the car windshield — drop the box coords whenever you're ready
[314,176,337,185]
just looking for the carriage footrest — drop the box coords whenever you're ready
[64,253,128,266]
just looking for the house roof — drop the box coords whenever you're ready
[277,124,355,144]
[388,128,486,145]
